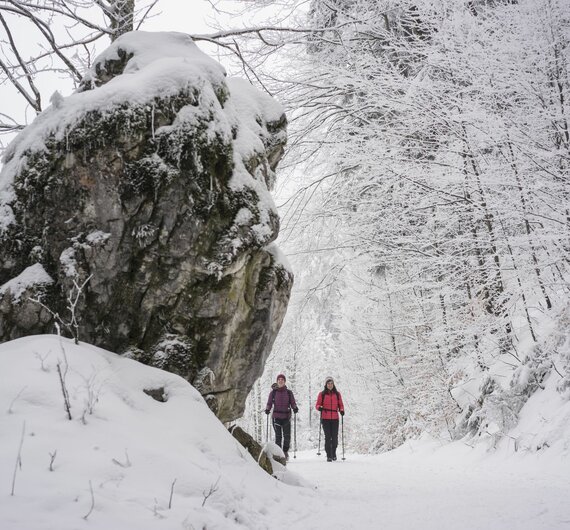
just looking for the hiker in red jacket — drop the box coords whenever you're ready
[315,376,345,462]
[265,373,298,461]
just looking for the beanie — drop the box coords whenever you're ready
[325,376,334,385]
[276,373,286,382]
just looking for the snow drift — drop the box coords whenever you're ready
[0,335,304,529]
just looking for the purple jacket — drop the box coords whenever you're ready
[266,386,297,419]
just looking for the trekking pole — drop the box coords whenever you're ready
[317,410,322,456]
[266,413,269,443]
[294,413,297,459]
[340,415,345,461]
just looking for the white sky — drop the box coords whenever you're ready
[145,0,222,35]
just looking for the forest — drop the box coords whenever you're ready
[1,0,569,452]
[235,0,570,453]
[0,2,569,527]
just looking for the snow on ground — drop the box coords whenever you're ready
[1,335,569,530]
[288,442,570,530]
[0,336,310,530]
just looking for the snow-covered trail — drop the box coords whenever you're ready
[283,445,570,530]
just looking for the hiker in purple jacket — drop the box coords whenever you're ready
[265,373,298,460]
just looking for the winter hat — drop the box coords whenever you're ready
[276,373,286,382]
[325,376,334,385]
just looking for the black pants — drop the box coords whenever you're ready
[322,419,339,459]
[273,417,291,453]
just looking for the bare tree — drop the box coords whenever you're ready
[0,0,159,141]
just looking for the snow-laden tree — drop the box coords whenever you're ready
[235,0,570,450]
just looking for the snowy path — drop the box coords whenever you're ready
[282,446,570,530]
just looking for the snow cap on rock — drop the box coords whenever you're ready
[276,373,286,382]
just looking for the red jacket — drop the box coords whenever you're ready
[315,390,344,420]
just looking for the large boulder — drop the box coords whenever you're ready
[0,32,292,422]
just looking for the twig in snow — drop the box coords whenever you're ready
[168,478,177,509]
[79,373,102,424]
[56,333,69,375]
[111,449,131,468]
[11,421,26,495]
[8,386,27,414]
[57,362,72,420]
[34,350,51,371]
[78,369,105,424]
[202,476,220,507]
[551,358,564,378]
[152,498,165,519]
[82,480,95,520]
[49,450,57,471]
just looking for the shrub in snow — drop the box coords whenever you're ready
[456,306,570,446]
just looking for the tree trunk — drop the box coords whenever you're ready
[507,140,552,310]
[110,0,135,40]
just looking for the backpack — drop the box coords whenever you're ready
[271,387,294,413]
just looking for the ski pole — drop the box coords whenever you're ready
[317,410,322,456]
[294,412,297,459]
[341,415,345,461]
[276,421,282,450]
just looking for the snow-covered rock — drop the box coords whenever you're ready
[0,31,292,421]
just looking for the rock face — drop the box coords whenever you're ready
[0,32,292,422]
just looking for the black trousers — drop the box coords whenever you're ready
[322,419,339,459]
[273,417,291,453]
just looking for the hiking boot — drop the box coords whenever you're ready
[284,451,289,461]
[327,457,332,462]
[333,456,337,461]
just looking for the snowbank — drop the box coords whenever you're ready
[0,264,53,303]
[0,335,307,530]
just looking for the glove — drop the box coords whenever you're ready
[265,409,270,415]
[318,406,323,412]
[293,407,299,414]
[340,411,345,416]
